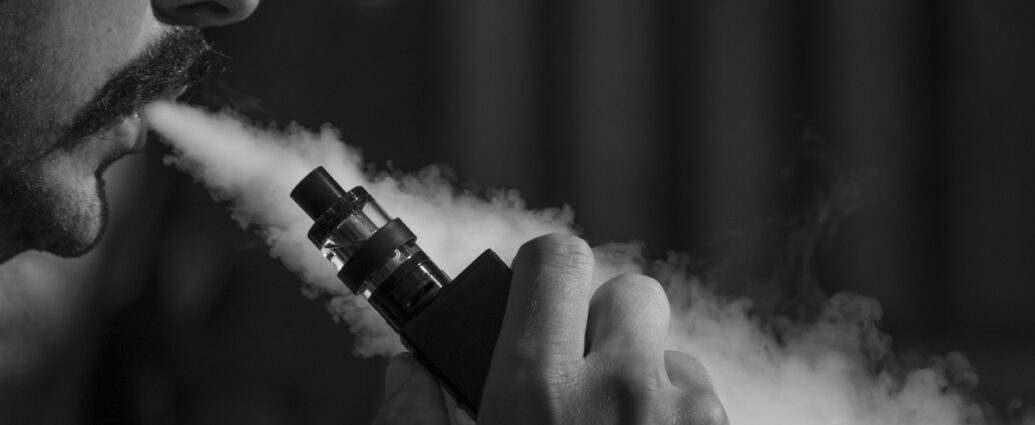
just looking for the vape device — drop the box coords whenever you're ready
[291,167,512,418]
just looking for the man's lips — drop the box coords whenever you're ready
[113,113,147,153]
[100,86,188,154]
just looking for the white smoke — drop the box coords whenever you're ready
[143,102,575,356]
[143,101,1030,425]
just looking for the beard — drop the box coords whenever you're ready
[0,158,108,258]
[0,28,212,259]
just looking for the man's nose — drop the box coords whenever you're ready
[152,0,260,28]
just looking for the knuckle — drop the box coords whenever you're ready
[593,352,666,396]
[594,366,671,424]
[530,233,592,253]
[664,350,714,389]
[485,362,583,420]
[679,392,730,425]
[621,349,658,372]
[601,273,670,314]
[517,234,594,272]
[502,359,583,397]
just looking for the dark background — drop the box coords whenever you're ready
[88,0,1035,423]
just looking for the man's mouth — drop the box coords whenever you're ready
[98,86,190,154]
[113,113,147,153]
[56,28,212,154]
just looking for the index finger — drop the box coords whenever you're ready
[493,234,594,369]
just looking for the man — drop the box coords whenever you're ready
[0,1,728,424]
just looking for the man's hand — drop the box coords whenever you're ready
[374,234,729,425]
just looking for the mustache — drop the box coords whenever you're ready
[62,28,214,141]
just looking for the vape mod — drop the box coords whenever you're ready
[291,167,512,418]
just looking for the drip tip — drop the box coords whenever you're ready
[291,167,347,220]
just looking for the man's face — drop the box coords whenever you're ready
[0,0,257,260]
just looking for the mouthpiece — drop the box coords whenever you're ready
[290,167,348,220]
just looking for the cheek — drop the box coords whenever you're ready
[0,26,57,166]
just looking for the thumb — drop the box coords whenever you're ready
[375,352,452,425]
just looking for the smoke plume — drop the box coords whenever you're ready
[144,101,1030,425]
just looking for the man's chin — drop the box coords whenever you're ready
[40,173,109,259]
[40,214,106,259]
[2,160,110,260]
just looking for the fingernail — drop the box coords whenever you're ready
[385,352,416,398]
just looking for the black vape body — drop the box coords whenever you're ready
[290,167,512,418]
[400,250,511,416]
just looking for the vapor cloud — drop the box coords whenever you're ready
[144,101,1028,425]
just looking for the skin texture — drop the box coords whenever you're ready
[0,0,258,262]
[375,234,730,425]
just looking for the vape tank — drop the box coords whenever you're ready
[291,167,512,418]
